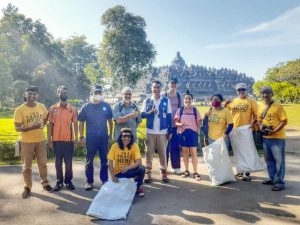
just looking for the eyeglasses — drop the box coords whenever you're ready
[122,135,132,138]
[237,88,246,92]
[26,92,38,95]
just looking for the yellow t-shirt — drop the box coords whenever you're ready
[257,102,287,139]
[107,143,142,174]
[13,103,48,143]
[227,97,258,128]
[208,108,233,140]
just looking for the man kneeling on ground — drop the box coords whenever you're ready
[108,128,145,197]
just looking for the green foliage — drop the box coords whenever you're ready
[99,5,156,89]
[253,59,300,103]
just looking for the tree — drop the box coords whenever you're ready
[63,35,98,98]
[84,63,104,85]
[99,5,156,89]
[252,58,300,103]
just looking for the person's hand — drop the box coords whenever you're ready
[112,176,119,183]
[48,139,53,149]
[31,122,43,130]
[108,134,112,142]
[224,99,232,107]
[223,134,229,141]
[80,137,86,146]
[131,111,139,119]
[151,106,158,114]
[120,166,129,174]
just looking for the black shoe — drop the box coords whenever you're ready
[242,173,251,181]
[53,182,64,191]
[262,180,273,185]
[43,184,54,193]
[22,186,31,199]
[66,182,75,190]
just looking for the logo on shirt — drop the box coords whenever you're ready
[103,106,107,111]
[209,113,221,124]
[26,112,43,124]
[116,152,133,164]
[233,103,249,112]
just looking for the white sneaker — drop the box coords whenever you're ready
[173,168,182,175]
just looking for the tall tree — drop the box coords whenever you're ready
[99,5,156,89]
[63,35,97,98]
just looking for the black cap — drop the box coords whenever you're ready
[169,77,178,84]
[91,84,103,92]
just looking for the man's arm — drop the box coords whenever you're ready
[108,119,113,140]
[14,123,42,132]
[73,121,79,142]
[79,121,85,145]
[108,160,118,182]
[47,122,54,149]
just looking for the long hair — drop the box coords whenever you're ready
[117,128,135,150]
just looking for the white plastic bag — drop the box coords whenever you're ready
[202,138,236,186]
[86,178,137,220]
[229,125,265,173]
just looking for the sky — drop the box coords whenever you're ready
[1,0,300,80]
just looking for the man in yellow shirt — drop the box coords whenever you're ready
[108,128,146,197]
[13,86,54,198]
[257,87,287,191]
[225,83,258,181]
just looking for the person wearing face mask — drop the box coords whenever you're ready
[224,83,258,181]
[112,87,141,142]
[108,128,145,197]
[14,86,54,198]
[257,87,287,191]
[202,94,233,147]
[48,85,78,191]
[78,84,113,190]
[174,90,202,181]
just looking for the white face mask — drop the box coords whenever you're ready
[92,95,102,101]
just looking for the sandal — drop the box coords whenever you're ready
[193,173,201,181]
[181,170,190,178]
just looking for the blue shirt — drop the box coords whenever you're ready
[78,101,112,138]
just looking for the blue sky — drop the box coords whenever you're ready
[1,0,300,80]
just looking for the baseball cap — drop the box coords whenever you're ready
[91,84,103,92]
[169,77,178,84]
[235,83,247,90]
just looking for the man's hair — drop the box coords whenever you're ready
[151,80,161,86]
[57,85,68,94]
[117,128,135,150]
[122,86,132,94]
[25,86,39,93]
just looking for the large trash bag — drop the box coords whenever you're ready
[86,178,137,220]
[202,138,236,186]
[229,125,265,173]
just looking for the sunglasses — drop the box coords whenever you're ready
[237,88,246,92]
[122,134,132,138]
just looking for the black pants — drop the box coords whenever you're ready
[53,141,74,184]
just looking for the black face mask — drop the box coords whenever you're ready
[59,95,68,101]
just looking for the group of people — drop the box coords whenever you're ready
[13,78,288,199]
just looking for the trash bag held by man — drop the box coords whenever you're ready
[229,125,265,173]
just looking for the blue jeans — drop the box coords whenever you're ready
[166,127,181,169]
[116,165,145,188]
[263,138,286,188]
[85,136,109,184]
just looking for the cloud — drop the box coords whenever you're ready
[240,6,300,34]
[206,5,300,49]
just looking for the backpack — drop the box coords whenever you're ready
[164,92,182,108]
[179,106,198,124]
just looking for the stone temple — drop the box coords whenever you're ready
[142,52,255,100]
